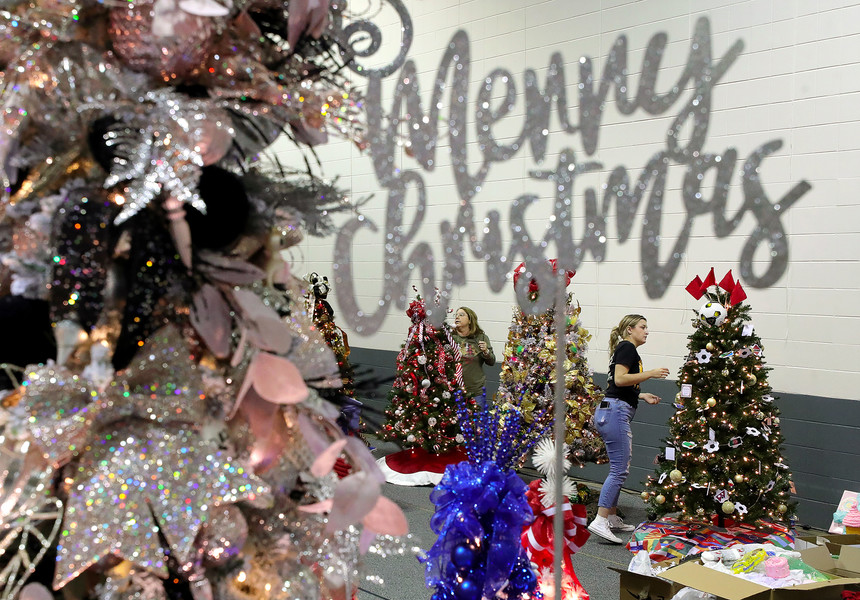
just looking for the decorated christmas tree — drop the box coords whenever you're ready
[306,272,361,435]
[496,262,605,466]
[379,295,466,454]
[0,1,409,599]
[423,399,551,600]
[643,269,796,524]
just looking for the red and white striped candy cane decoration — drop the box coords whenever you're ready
[443,325,465,389]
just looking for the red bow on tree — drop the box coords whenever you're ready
[685,268,747,306]
[513,259,576,293]
[406,298,427,322]
[521,480,590,578]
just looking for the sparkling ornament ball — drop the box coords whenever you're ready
[734,474,744,484]
[722,368,731,377]
[640,491,650,501]
[706,397,717,408]
[655,494,666,504]
[706,342,716,352]
[669,469,684,483]
[450,543,477,571]
[407,434,415,443]
[421,379,431,388]
[109,0,214,80]
[778,504,787,513]
[453,578,481,600]
[417,355,427,365]
[722,501,735,514]
[696,507,705,515]
[427,417,437,426]
[756,412,766,420]
[698,302,727,327]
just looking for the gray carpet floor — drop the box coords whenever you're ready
[357,437,649,600]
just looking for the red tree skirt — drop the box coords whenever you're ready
[376,447,468,486]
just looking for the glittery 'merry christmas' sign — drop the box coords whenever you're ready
[330,5,811,333]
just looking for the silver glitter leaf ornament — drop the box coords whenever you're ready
[22,326,211,467]
[55,423,270,589]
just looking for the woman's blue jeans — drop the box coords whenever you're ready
[594,398,636,509]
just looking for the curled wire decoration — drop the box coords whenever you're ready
[330,0,412,78]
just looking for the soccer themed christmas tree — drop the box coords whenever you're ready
[496,262,605,466]
[380,295,466,454]
[0,2,409,599]
[644,269,795,524]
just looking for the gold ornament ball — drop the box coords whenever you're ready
[734,474,744,484]
[722,368,730,377]
[721,501,735,514]
[696,507,705,515]
[655,494,666,505]
[706,342,716,352]
[669,469,684,483]
[706,397,717,408]
[640,491,650,501]
[778,504,787,514]
[747,374,757,384]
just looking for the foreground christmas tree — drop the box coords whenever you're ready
[496,262,604,466]
[643,269,795,524]
[0,2,408,599]
[379,295,465,454]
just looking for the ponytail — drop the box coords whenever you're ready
[609,314,646,354]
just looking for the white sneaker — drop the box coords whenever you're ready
[608,514,636,532]
[587,517,623,544]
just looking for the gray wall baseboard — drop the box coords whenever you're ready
[350,346,860,530]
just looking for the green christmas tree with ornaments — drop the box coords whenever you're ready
[643,269,795,524]
[379,295,466,453]
[495,262,605,467]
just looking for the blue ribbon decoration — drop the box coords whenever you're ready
[424,460,536,599]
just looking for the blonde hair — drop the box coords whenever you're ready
[456,306,484,337]
[609,314,646,354]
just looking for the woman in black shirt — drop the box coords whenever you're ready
[587,314,669,543]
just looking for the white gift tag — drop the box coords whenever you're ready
[665,447,676,461]
[742,323,754,336]
[680,384,692,398]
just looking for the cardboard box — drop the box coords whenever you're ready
[795,533,860,555]
[657,545,860,600]
[609,563,686,600]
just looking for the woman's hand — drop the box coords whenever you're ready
[650,367,670,379]
[640,393,661,405]
[478,341,488,355]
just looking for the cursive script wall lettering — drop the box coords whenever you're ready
[332,9,811,333]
